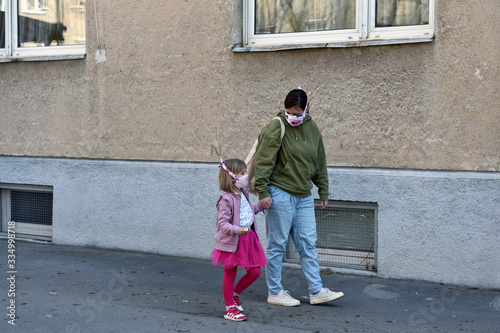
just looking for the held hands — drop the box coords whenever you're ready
[238,227,250,235]
[238,197,272,235]
[259,197,272,210]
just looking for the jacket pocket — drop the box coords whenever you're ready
[279,162,291,175]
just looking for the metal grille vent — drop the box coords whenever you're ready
[11,191,53,226]
[1,185,53,240]
[286,201,377,271]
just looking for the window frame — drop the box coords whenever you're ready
[236,0,434,52]
[0,0,86,62]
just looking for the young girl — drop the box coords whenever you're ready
[210,158,267,321]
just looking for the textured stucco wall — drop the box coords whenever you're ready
[330,168,500,288]
[0,0,498,171]
[1,157,499,289]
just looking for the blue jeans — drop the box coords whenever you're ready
[265,185,322,295]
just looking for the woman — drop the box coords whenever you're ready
[254,88,344,306]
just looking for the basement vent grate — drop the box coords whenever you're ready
[286,200,377,271]
[1,184,53,240]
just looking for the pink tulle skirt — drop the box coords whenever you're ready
[210,229,267,270]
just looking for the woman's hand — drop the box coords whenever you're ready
[320,200,328,210]
[259,197,272,210]
[238,227,250,235]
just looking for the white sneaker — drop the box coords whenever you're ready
[309,288,344,305]
[267,290,300,307]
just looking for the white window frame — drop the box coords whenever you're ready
[237,0,434,51]
[0,0,86,62]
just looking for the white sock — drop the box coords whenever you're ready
[226,305,236,311]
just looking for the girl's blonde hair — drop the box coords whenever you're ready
[219,159,246,192]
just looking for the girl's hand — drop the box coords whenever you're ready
[259,197,272,210]
[238,227,250,235]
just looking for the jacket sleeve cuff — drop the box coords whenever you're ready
[228,225,238,235]
[319,194,329,201]
[258,192,270,200]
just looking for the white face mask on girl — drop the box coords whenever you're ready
[234,174,249,189]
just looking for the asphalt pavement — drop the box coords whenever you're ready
[1,239,499,333]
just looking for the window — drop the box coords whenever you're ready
[239,0,434,51]
[0,0,86,61]
[286,200,377,271]
[1,184,53,240]
[24,0,48,14]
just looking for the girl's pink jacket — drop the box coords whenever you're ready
[215,188,264,253]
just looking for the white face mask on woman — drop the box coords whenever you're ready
[285,99,308,127]
[285,109,306,126]
[234,174,249,189]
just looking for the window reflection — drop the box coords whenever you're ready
[376,0,429,27]
[255,0,356,34]
[18,0,85,47]
[25,0,48,13]
[1,0,5,48]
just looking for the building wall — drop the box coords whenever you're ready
[1,1,499,288]
[0,156,499,289]
[0,0,498,170]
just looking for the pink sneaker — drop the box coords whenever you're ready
[224,306,247,321]
[234,295,243,311]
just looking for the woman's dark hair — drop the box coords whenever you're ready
[284,89,308,110]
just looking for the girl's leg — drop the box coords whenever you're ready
[234,267,261,295]
[223,267,238,307]
[223,268,247,322]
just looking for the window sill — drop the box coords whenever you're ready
[233,37,434,52]
[0,54,86,63]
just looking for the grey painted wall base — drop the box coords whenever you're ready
[1,156,499,289]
